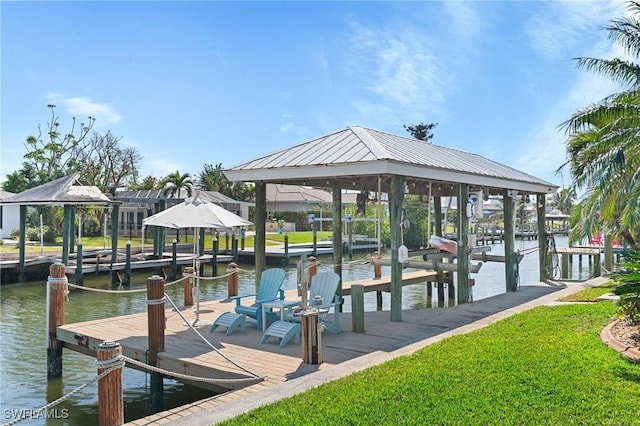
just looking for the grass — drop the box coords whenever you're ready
[0,231,335,254]
[221,300,640,425]
[559,282,619,302]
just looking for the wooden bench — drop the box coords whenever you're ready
[209,312,246,336]
[260,320,301,348]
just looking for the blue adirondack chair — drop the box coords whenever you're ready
[232,268,286,330]
[286,271,342,334]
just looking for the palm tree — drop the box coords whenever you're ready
[160,170,193,198]
[559,1,640,245]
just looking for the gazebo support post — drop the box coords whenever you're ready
[332,184,343,305]
[18,205,27,282]
[389,175,404,322]
[504,189,517,291]
[254,182,267,291]
[433,196,442,237]
[457,184,471,304]
[536,194,547,282]
[62,204,72,265]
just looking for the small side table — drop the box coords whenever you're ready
[261,299,301,331]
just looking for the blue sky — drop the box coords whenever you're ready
[1,0,629,189]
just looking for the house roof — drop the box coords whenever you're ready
[224,126,558,196]
[266,184,332,204]
[0,173,111,205]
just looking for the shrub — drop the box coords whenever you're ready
[10,226,58,243]
[612,247,640,320]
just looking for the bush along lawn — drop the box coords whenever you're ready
[221,301,639,425]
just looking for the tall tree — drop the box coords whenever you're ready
[3,104,95,191]
[559,1,640,245]
[74,131,141,192]
[404,122,438,142]
[197,163,255,201]
[160,170,193,198]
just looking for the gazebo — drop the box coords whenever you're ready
[224,126,558,321]
[1,173,112,281]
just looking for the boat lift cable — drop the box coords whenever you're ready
[163,292,263,378]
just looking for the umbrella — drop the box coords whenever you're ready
[142,192,252,230]
[141,192,252,325]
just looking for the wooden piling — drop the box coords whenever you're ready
[212,234,219,277]
[183,266,194,306]
[97,341,123,426]
[351,284,365,333]
[226,263,239,298]
[283,233,289,267]
[147,275,165,413]
[124,241,131,286]
[232,233,238,263]
[301,311,322,364]
[47,263,67,378]
[171,240,178,280]
[308,256,317,283]
[76,242,84,286]
[371,252,383,310]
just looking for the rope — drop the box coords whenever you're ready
[65,275,187,294]
[0,362,123,426]
[145,296,166,306]
[121,355,264,386]
[163,292,263,378]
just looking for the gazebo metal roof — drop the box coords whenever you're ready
[224,126,558,195]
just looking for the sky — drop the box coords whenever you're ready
[0,0,630,190]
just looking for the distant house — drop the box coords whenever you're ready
[266,183,358,217]
[111,189,250,236]
[0,190,20,239]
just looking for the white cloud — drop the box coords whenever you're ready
[145,157,183,179]
[46,92,122,125]
[526,0,626,59]
[280,122,295,133]
[344,19,444,115]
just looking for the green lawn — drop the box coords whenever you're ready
[221,300,639,425]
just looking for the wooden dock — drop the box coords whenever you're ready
[52,279,570,426]
[56,270,443,396]
[554,247,601,278]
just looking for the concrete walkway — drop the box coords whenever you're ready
[170,277,607,425]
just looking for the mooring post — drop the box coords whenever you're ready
[97,341,124,426]
[124,241,131,287]
[212,233,219,277]
[225,232,230,253]
[226,263,239,298]
[370,252,383,310]
[232,233,238,263]
[146,275,165,414]
[308,256,317,283]
[312,221,318,257]
[351,284,365,333]
[171,239,178,280]
[301,311,322,364]
[183,266,194,306]
[76,242,84,286]
[283,233,289,267]
[47,263,67,378]
[240,229,246,250]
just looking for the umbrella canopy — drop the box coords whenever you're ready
[142,192,252,230]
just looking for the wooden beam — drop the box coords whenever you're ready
[434,195,442,237]
[389,175,404,321]
[18,205,26,282]
[536,194,546,281]
[504,190,516,291]
[457,184,470,303]
[332,185,343,296]
[255,182,267,291]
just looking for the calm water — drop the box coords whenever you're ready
[0,236,594,425]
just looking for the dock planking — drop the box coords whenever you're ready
[56,270,443,389]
